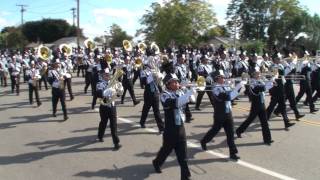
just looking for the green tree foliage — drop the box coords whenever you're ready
[226,0,320,51]
[0,27,27,49]
[109,24,132,48]
[139,0,217,48]
[21,19,83,43]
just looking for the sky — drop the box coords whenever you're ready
[0,0,318,39]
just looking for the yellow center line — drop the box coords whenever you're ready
[233,106,320,127]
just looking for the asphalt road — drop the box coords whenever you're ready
[0,75,319,180]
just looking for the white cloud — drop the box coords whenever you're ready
[90,8,143,37]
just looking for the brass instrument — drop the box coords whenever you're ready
[134,57,143,69]
[104,53,113,64]
[123,40,132,52]
[138,42,147,54]
[84,39,96,50]
[37,45,51,61]
[100,68,124,105]
[59,43,72,56]
[150,42,160,55]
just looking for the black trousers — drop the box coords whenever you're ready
[195,87,214,109]
[77,65,85,77]
[296,82,315,111]
[133,69,143,88]
[64,78,73,99]
[10,75,20,94]
[185,104,192,121]
[266,95,290,126]
[154,136,191,180]
[98,105,119,145]
[91,81,97,109]
[201,114,238,155]
[190,69,198,82]
[140,94,164,131]
[0,73,7,86]
[237,106,271,143]
[274,83,300,117]
[84,72,92,94]
[28,83,41,105]
[39,75,48,90]
[52,88,67,117]
[121,81,137,103]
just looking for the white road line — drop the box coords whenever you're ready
[118,117,297,180]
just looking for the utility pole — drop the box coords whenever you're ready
[70,8,76,26]
[76,0,80,50]
[16,4,27,25]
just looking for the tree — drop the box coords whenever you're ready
[0,26,27,49]
[109,24,132,48]
[21,19,83,43]
[139,0,217,48]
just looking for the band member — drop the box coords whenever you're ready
[48,59,69,121]
[295,50,318,113]
[76,50,86,77]
[8,56,21,95]
[0,55,8,87]
[91,56,102,110]
[38,60,49,90]
[236,71,273,145]
[195,55,214,110]
[121,56,140,105]
[175,54,193,122]
[84,53,94,94]
[273,52,304,120]
[96,68,121,150]
[26,61,42,107]
[311,62,320,102]
[61,54,74,100]
[152,75,193,180]
[200,73,243,160]
[139,55,164,133]
[266,54,295,129]
[133,51,144,89]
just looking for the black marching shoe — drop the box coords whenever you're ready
[310,109,318,113]
[37,102,42,107]
[295,114,305,121]
[152,160,162,173]
[195,107,201,111]
[98,138,104,142]
[200,140,207,151]
[133,100,140,106]
[140,123,146,128]
[70,96,74,101]
[53,113,57,117]
[230,154,240,161]
[186,117,194,123]
[113,144,122,151]
[264,140,274,146]
[63,116,69,121]
[285,122,295,130]
[236,130,242,138]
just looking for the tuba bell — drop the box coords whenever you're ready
[37,45,51,61]
[123,40,132,52]
[84,39,96,51]
[59,43,72,56]
[150,42,160,55]
[104,53,113,64]
[138,42,147,54]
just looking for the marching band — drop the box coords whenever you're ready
[1,39,320,180]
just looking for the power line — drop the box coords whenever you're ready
[16,4,28,25]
